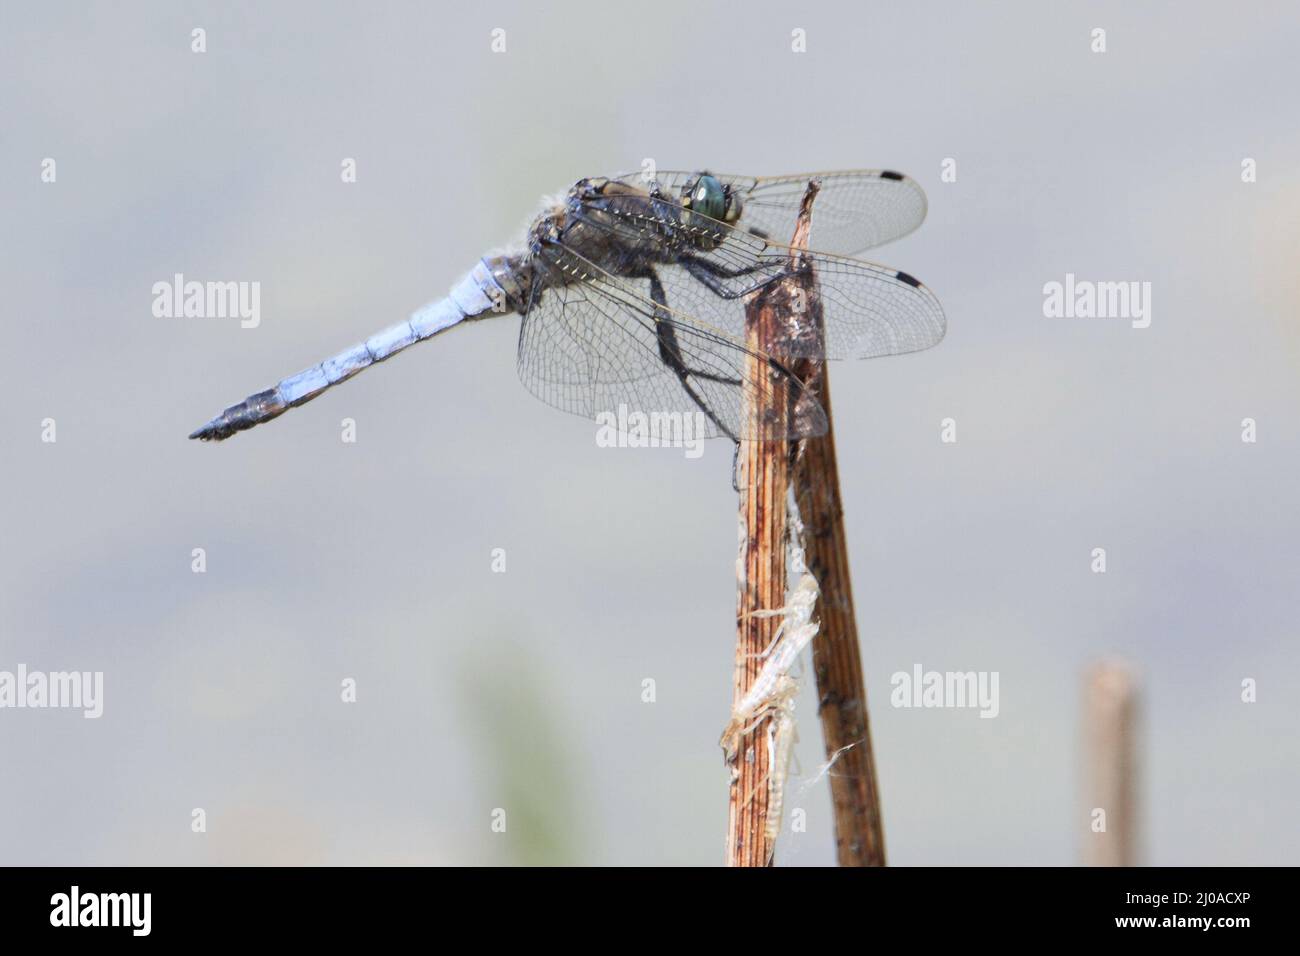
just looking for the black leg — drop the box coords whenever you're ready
[680,253,775,300]
[644,269,741,443]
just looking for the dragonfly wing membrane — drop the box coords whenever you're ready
[574,190,946,360]
[516,252,827,441]
[610,169,928,255]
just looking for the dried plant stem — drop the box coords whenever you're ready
[726,179,888,866]
[791,365,888,866]
[727,182,818,867]
[1083,661,1139,866]
[726,416,789,866]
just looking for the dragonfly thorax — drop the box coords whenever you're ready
[527,206,566,252]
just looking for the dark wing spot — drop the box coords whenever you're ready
[880,170,905,181]
[895,270,922,288]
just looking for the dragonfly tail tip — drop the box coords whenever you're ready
[188,418,224,441]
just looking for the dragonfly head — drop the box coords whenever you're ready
[681,173,743,225]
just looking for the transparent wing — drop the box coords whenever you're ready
[610,169,928,255]
[573,191,946,361]
[516,249,827,441]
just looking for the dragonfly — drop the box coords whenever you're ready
[189,169,945,444]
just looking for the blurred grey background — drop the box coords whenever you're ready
[1,1,1296,865]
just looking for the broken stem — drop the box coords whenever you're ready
[772,189,886,866]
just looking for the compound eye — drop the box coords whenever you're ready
[690,174,727,222]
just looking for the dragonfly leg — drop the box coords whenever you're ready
[642,268,741,443]
[679,254,772,300]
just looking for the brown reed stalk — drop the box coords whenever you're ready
[724,191,817,866]
[726,179,887,866]
[1083,660,1139,866]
